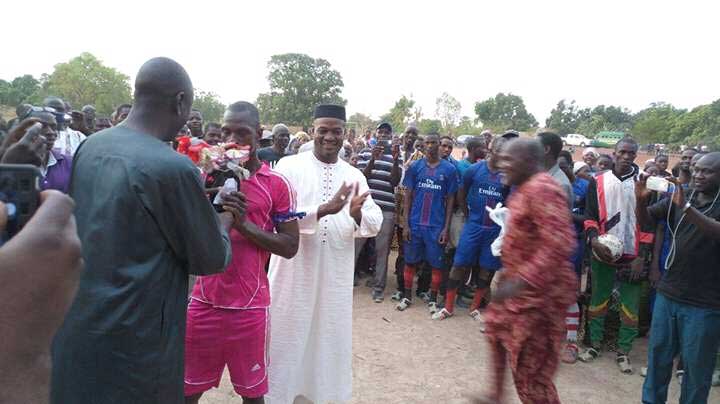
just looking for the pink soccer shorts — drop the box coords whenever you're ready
[184,299,269,398]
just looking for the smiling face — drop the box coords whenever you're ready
[498,141,528,186]
[583,153,598,167]
[313,117,345,163]
[222,110,261,154]
[692,154,720,194]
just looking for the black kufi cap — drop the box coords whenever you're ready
[314,104,346,121]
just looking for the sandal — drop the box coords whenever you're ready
[617,353,633,374]
[578,347,600,363]
[561,343,579,364]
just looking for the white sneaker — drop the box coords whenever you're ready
[712,369,720,387]
[428,301,439,315]
[419,292,431,303]
[431,308,453,320]
[469,309,486,332]
[396,298,412,311]
[390,291,403,301]
[640,366,647,377]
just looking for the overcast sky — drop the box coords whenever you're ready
[3,0,718,123]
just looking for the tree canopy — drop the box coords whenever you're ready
[347,112,377,134]
[40,52,132,115]
[192,90,226,124]
[380,95,416,135]
[256,53,346,127]
[0,75,41,106]
[435,92,462,130]
[474,93,538,131]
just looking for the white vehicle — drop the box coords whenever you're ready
[563,133,591,147]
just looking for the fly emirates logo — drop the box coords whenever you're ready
[418,178,442,190]
[478,186,502,198]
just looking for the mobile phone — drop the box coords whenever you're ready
[379,140,391,155]
[0,164,42,242]
[646,176,670,193]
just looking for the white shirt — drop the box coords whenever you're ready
[266,151,382,404]
[54,128,87,156]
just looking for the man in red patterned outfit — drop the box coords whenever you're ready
[476,138,577,404]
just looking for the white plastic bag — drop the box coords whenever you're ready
[213,178,238,205]
[486,202,510,257]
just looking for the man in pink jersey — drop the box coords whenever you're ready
[184,101,300,404]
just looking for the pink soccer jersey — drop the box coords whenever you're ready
[190,163,296,309]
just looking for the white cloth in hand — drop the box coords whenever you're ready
[486,202,509,257]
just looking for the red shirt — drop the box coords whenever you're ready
[191,163,296,309]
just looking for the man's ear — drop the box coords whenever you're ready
[175,92,186,117]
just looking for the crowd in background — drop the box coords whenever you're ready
[1,77,719,404]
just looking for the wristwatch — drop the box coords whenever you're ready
[683,201,692,213]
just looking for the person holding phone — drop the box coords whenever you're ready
[43,97,86,157]
[637,152,720,403]
[355,122,402,302]
[1,110,73,193]
[0,190,82,404]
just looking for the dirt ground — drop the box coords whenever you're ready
[201,251,718,404]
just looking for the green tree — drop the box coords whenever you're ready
[192,90,226,124]
[347,112,377,133]
[545,99,587,135]
[474,93,538,131]
[455,116,482,135]
[668,99,720,148]
[632,102,685,144]
[576,105,634,135]
[417,119,443,135]
[435,92,461,130]
[256,53,346,127]
[380,95,415,135]
[40,52,131,115]
[0,74,41,106]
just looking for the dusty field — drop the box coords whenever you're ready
[201,252,718,404]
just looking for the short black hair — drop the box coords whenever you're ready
[466,136,485,151]
[226,101,260,125]
[115,103,132,114]
[656,154,669,161]
[537,131,563,159]
[559,150,573,164]
[598,153,613,161]
[615,137,639,151]
[205,122,221,132]
[440,135,454,144]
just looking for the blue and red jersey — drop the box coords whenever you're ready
[463,160,509,227]
[403,158,458,228]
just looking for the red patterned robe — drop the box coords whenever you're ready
[485,173,577,404]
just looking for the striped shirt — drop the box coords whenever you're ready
[356,148,403,212]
